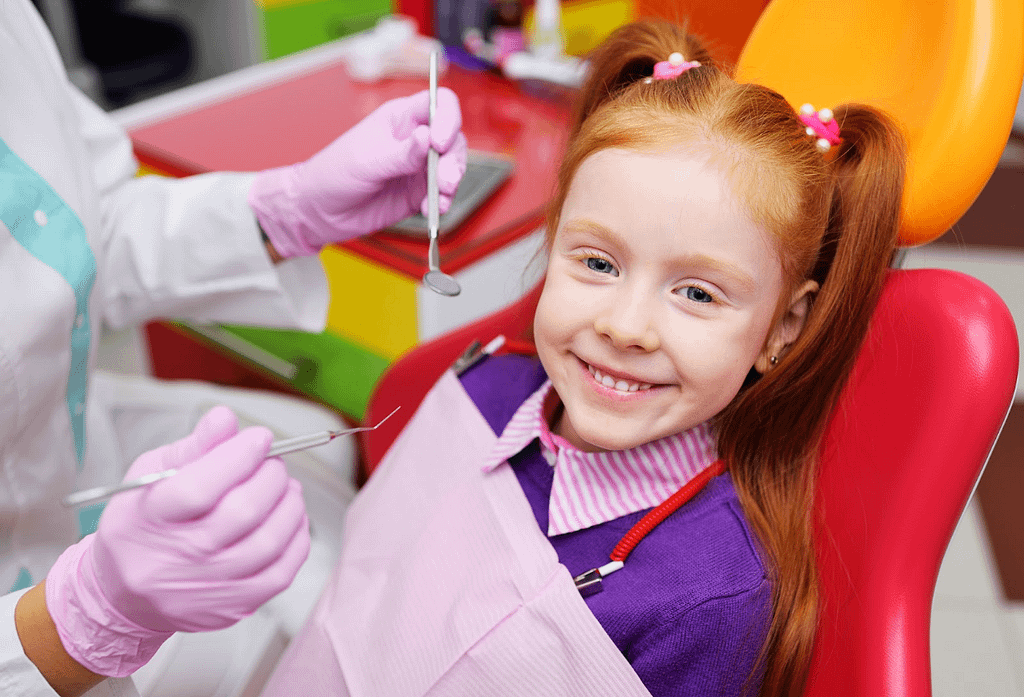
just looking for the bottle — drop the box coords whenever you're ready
[530,0,564,59]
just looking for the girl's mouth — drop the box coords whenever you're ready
[586,363,653,393]
[574,356,666,400]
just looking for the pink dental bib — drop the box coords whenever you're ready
[261,370,652,696]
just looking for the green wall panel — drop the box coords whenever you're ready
[260,0,392,59]
[220,324,392,420]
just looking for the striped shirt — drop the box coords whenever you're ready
[482,380,718,536]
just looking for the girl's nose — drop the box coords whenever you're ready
[593,292,660,352]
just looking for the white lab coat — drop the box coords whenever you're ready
[0,1,337,694]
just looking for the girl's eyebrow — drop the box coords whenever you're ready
[562,218,758,294]
[673,253,758,295]
[562,218,620,243]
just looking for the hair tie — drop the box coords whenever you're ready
[799,104,841,153]
[647,52,701,82]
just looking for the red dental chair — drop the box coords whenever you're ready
[360,0,1023,694]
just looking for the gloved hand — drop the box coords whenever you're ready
[249,87,468,258]
[45,406,310,677]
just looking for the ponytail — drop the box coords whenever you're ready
[717,104,906,695]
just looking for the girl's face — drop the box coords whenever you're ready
[535,148,805,452]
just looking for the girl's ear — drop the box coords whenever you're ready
[755,280,819,374]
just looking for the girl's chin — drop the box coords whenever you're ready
[555,416,651,453]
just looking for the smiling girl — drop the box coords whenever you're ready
[261,19,906,697]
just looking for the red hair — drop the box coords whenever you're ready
[546,20,906,696]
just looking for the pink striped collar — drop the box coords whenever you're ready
[482,380,719,536]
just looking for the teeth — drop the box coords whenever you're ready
[588,364,653,393]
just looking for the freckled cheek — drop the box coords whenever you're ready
[662,325,758,386]
[534,294,577,360]
[537,276,599,335]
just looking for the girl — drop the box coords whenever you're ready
[260,19,906,697]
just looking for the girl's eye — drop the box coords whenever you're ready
[585,257,618,276]
[684,286,714,303]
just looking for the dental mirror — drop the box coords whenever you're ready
[423,49,461,297]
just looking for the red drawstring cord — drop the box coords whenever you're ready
[609,459,727,563]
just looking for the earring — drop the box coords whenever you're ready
[769,356,779,366]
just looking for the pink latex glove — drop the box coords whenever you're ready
[45,406,310,677]
[248,87,468,258]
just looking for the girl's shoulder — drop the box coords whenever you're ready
[458,353,546,436]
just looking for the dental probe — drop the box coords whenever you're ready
[63,407,400,508]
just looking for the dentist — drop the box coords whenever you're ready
[0,1,467,695]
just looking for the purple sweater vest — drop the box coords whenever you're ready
[460,355,771,697]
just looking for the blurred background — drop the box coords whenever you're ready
[26,0,799,109]
[29,0,392,108]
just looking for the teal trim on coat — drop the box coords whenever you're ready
[77,502,106,537]
[0,138,96,466]
[8,567,33,593]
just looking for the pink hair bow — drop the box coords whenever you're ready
[652,52,701,80]
[799,103,841,153]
